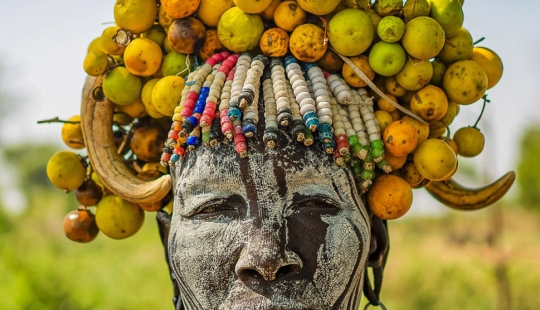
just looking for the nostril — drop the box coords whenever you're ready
[275,263,301,279]
[237,267,263,282]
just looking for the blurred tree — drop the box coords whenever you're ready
[516,125,540,212]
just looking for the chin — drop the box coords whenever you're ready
[219,296,314,310]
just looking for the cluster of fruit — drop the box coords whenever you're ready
[45,0,506,243]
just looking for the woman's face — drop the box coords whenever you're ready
[169,143,371,310]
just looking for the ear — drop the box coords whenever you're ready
[156,210,184,310]
[363,214,389,307]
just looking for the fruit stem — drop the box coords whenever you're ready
[36,116,80,124]
[473,95,490,129]
[319,17,329,46]
[473,37,486,45]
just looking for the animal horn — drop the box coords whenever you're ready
[81,75,172,204]
[425,171,516,210]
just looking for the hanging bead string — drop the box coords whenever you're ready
[270,58,292,128]
[262,68,279,148]
[355,88,386,166]
[285,74,306,142]
[242,55,268,138]
[284,56,319,132]
[304,63,333,144]
[326,73,352,105]
[219,67,236,141]
[228,53,252,121]
[305,71,334,154]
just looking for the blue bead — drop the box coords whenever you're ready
[284,55,298,67]
[305,117,319,128]
[319,129,333,143]
[170,154,180,163]
[302,111,317,121]
[200,87,210,94]
[242,123,257,135]
[187,116,199,127]
[228,107,242,120]
[318,122,332,132]
[187,136,200,146]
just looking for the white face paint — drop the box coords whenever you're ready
[169,142,370,310]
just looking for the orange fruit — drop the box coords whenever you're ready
[260,0,282,20]
[374,110,394,133]
[100,26,126,56]
[316,49,344,73]
[376,93,398,112]
[197,0,234,27]
[198,29,227,61]
[400,115,429,147]
[401,161,426,188]
[410,84,448,123]
[469,46,503,89]
[341,55,375,88]
[383,120,418,157]
[274,1,307,32]
[123,38,163,77]
[260,28,290,57]
[384,148,408,170]
[158,5,175,30]
[168,17,206,54]
[233,0,273,13]
[161,0,200,19]
[367,174,413,220]
[413,138,457,181]
[289,24,328,63]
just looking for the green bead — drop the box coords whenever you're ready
[360,169,374,180]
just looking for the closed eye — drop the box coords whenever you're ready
[295,196,340,215]
[188,195,245,220]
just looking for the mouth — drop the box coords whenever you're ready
[227,296,313,310]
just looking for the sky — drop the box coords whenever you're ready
[0,0,539,214]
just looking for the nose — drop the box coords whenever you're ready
[235,226,303,282]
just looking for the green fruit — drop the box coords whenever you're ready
[103,66,142,106]
[438,27,473,64]
[428,0,464,38]
[453,127,485,157]
[401,16,445,60]
[47,151,86,192]
[161,51,194,77]
[368,41,406,76]
[141,24,167,48]
[403,0,430,22]
[83,51,109,77]
[373,0,403,16]
[430,58,447,86]
[377,16,405,43]
[328,9,374,56]
[395,58,433,91]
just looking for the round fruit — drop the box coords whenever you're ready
[197,0,234,27]
[403,0,430,23]
[233,0,273,13]
[168,17,207,54]
[395,58,433,91]
[373,0,403,16]
[438,27,473,64]
[384,75,407,97]
[273,1,307,32]
[116,97,148,119]
[401,16,445,60]
[218,7,264,53]
[443,60,488,105]
[197,29,227,61]
[453,126,485,157]
[161,51,194,77]
[296,0,340,15]
[61,115,85,149]
[130,122,166,162]
[377,16,405,43]
[114,0,157,34]
[161,0,200,19]
[87,37,102,54]
[429,0,464,38]
[401,115,430,147]
[470,47,503,89]
[439,100,458,126]
[47,151,87,192]
[413,138,457,181]
[374,110,394,133]
[63,209,99,243]
[260,0,282,20]
[103,66,142,106]
[401,161,426,188]
[141,78,166,119]
[383,120,419,157]
[95,195,145,240]
[384,149,408,170]
[428,120,447,138]
[289,24,327,62]
[158,5,175,30]
[83,51,109,77]
[151,75,185,116]
[141,24,167,48]
[430,58,447,87]
[100,26,127,56]
[369,41,406,76]
[260,28,289,58]
[367,174,413,220]
[341,55,375,88]
[410,85,448,123]
[328,9,374,57]
[75,179,103,207]
[316,50,344,73]
[377,94,398,112]
[123,38,163,77]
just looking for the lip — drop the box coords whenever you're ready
[227,296,314,310]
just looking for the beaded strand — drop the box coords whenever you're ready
[219,68,236,140]
[285,76,306,142]
[326,73,352,105]
[262,69,279,148]
[242,55,268,138]
[305,63,333,144]
[228,53,252,121]
[284,56,319,132]
[270,58,292,127]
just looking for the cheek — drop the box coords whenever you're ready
[168,219,244,302]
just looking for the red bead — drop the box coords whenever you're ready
[220,51,231,59]
[211,53,224,63]
[219,65,230,74]
[221,122,232,134]
[184,98,196,109]
[235,142,247,155]
[174,147,185,156]
[333,149,343,161]
[193,113,201,120]
[200,115,212,127]
[234,133,246,144]
[187,91,199,101]
[161,152,171,162]
[234,125,243,135]
[206,58,218,67]
[222,59,235,69]
[206,101,217,110]
[168,130,179,140]
[220,109,228,118]
[203,109,215,119]
[336,134,347,143]
[181,107,193,118]
[227,69,236,80]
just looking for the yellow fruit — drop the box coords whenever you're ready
[96,195,145,240]
[141,78,166,119]
[142,162,169,175]
[341,55,375,88]
[401,16,445,60]
[401,115,430,147]
[114,0,157,34]
[443,59,488,105]
[414,138,457,181]
[470,47,503,89]
[233,0,273,13]
[384,148,408,170]
[296,0,340,15]
[61,115,85,149]
[197,0,234,26]
[273,1,307,32]
[377,94,398,112]
[260,0,282,20]
[130,122,166,162]
[374,110,394,133]
[83,51,109,77]
[410,84,448,123]
[260,28,289,58]
[401,161,426,188]
[140,24,167,48]
[439,100,458,126]
[161,0,200,19]
[100,26,126,56]
[328,9,374,56]
[453,126,485,157]
[377,16,405,43]
[103,66,142,106]
[151,75,185,116]
[438,27,473,64]
[430,58,447,87]
[116,98,148,118]
[383,120,419,157]
[395,58,433,91]
[373,0,403,16]
[161,51,195,77]
[428,0,464,38]
[428,120,447,138]
[123,38,163,77]
[218,7,264,53]
[402,0,430,23]
[289,24,327,62]
[385,75,407,97]
[367,174,413,220]
[47,151,87,192]
[168,17,207,54]
[197,29,227,62]
[158,5,175,30]
[87,37,102,54]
